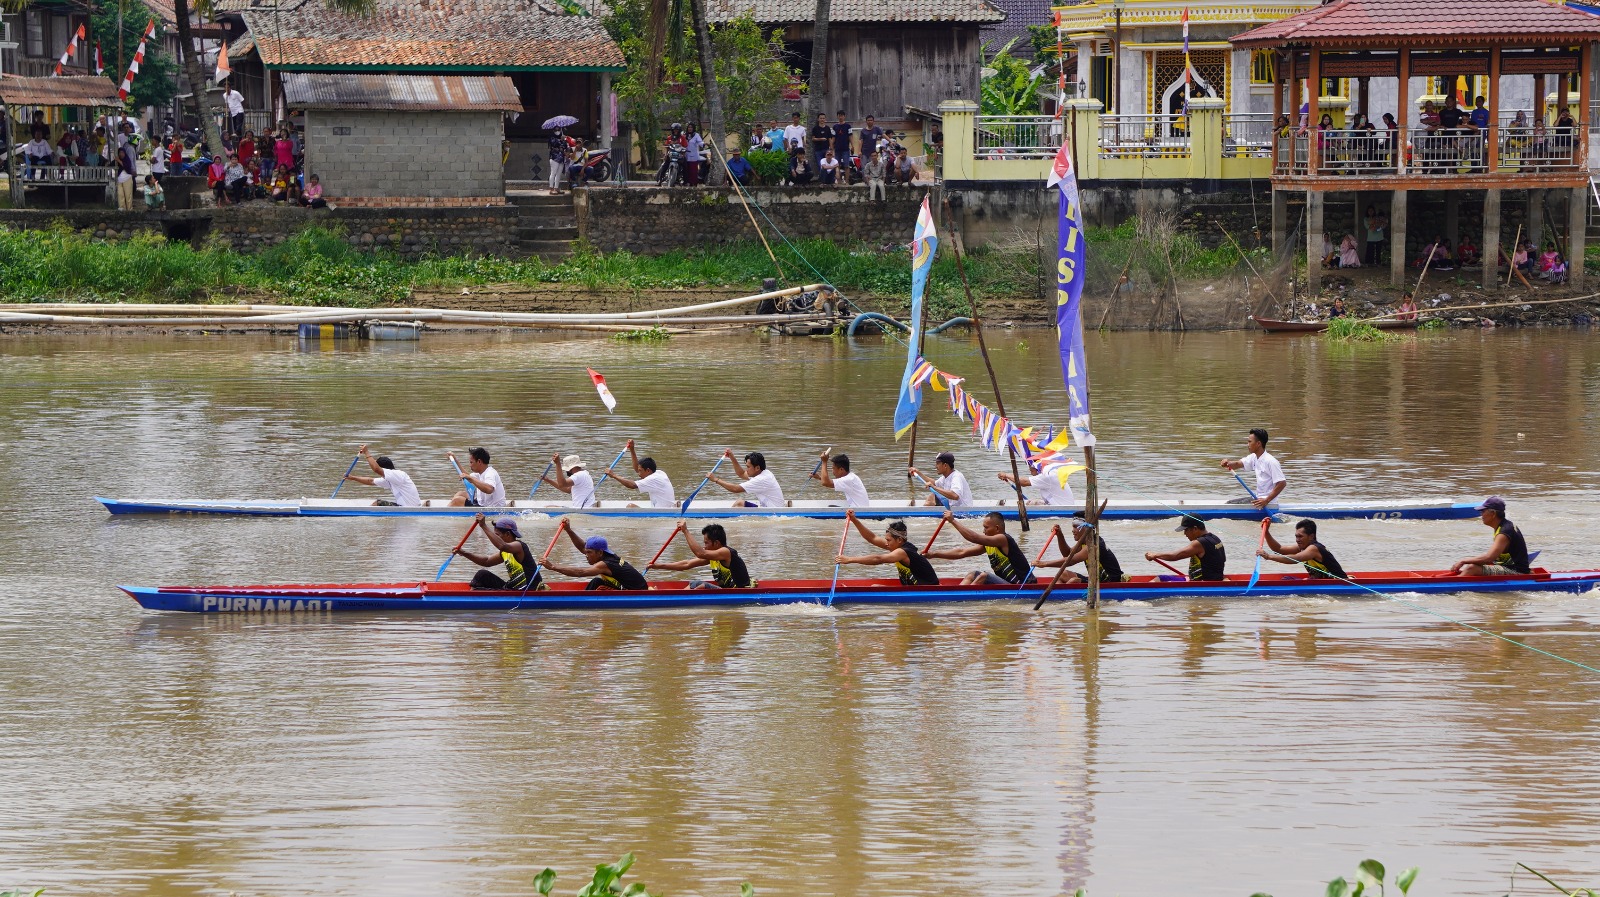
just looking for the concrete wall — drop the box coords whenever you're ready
[948,180,1275,250]
[304,109,507,207]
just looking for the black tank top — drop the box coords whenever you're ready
[709,547,751,588]
[599,553,649,590]
[1305,541,1347,579]
[1098,541,1126,582]
[985,534,1031,584]
[1495,520,1531,573]
[1189,532,1226,581]
[896,542,940,585]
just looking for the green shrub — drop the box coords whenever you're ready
[745,149,790,185]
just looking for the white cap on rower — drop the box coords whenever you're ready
[563,454,584,471]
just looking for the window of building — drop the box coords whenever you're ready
[1250,50,1274,85]
[24,9,45,57]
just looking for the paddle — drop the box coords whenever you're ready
[647,523,683,568]
[922,516,947,553]
[825,518,851,607]
[1017,526,1060,595]
[1230,470,1259,503]
[541,519,569,564]
[1151,557,1188,579]
[527,459,556,500]
[679,456,727,516]
[1245,518,1270,593]
[1030,525,1077,610]
[435,518,480,582]
[808,446,833,485]
[928,485,951,509]
[593,446,630,489]
[449,455,477,503]
[329,453,361,499]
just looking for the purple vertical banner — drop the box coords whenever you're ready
[1048,142,1094,448]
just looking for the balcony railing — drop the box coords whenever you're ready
[1223,113,1274,159]
[1273,125,1583,176]
[973,115,1061,159]
[1098,113,1190,159]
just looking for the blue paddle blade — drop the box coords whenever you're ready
[435,554,455,582]
[330,455,361,499]
[1245,556,1262,593]
[528,460,555,500]
[1231,470,1259,501]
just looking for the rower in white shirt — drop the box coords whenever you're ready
[541,453,598,508]
[813,451,870,507]
[911,451,972,507]
[707,449,786,508]
[342,444,422,507]
[997,468,1076,506]
[447,447,507,508]
[609,439,676,508]
[1219,427,1286,511]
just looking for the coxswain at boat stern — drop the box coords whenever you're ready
[836,511,941,585]
[707,449,786,508]
[447,447,508,508]
[911,451,972,507]
[648,522,753,590]
[1037,510,1128,583]
[545,524,649,591]
[1147,515,1227,581]
[455,514,543,591]
[924,509,1031,585]
[1451,496,1531,576]
[342,444,421,507]
[1219,427,1286,511]
[1258,518,1348,579]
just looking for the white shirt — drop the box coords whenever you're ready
[1241,451,1286,500]
[636,470,675,508]
[151,145,168,173]
[474,465,507,508]
[820,156,839,175]
[569,469,596,509]
[828,471,870,508]
[372,468,421,507]
[934,469,973,507]
[25,138,51,157]
[783,124,808,151]
[1031,470,1075,506]
[225,89,245,116]
[741,469,785,508]
[685,133,704,162]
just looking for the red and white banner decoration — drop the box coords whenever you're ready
[587,368,617,412]
[215,42,231,82]
[117,19,158,101]
[94,42,105,75]
[54,23,87,76]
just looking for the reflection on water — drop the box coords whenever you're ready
[2,329,1599,896]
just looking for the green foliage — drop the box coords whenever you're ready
[533,868,557,896]
[980,38,1046,116]
[91,0,179,111]
[1417,317,1446,331]
[1315,859,1417,897]
[745,148,790,185]
[612,326,671,342]
[1325,317,1399,343]
[0,889,45,897]
[1515,863,1597,896]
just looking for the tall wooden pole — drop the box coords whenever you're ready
[1084,447,1100,608]
[905,285,929,495]
[943,198,1030,530]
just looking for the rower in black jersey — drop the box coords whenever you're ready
[1451,495,1531,576]
[456,514,544,591]
[837,511,941,585]
[648,522,753,589]
[924,509,1033,585]
[1258,518,1348,579]
[1037,510,1129,583]
[544,524,649,591]
[1146,515,1226,581]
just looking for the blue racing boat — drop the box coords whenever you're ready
[119,568,1600,613]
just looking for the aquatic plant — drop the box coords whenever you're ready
[612,326,671,342]
[0,888,45,897]
[1325,317,1400,343]
[1513,863,1598,896]
[533,854,754,897]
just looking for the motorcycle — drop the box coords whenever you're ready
[574,147,613,184]
[657,141,685,186]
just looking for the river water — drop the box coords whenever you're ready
[1,328,1598,897]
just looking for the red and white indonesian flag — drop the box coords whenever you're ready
[215,42,231,82]
[94,42,105,76]
[587,368,617,412]
[54,23,86,76]
[117,19,158,101]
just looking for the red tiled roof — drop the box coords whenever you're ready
[241,0,624,71]
[1233,0,1600,47]
[707,0,1003,24]
[0,74,122,107]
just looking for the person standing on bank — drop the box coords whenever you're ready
[1364,204,1388,267]
[341,444,421,507]
[447,447,507,508]
[814,451,870,507]
[911,451,972,507]
[607,439,676,508]
[1219,428,1286,511]
[1258,518,1348,579]
[648,522,753,589]
[1450,496,1531,576]
[1147,515,1227,581]
[923,509,1032,585]
[455,515,541,591]
[540,454,597,509]
[708,450,786,507]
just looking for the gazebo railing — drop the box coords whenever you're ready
[16,164,115,184]
[1271,125,1584,175]
[1223,113,1274,158]
[1315,129,1394,173]
[973,115,1062,159]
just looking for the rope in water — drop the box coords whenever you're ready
[1074,462,1600,676]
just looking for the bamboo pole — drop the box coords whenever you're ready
[709,141,786,280]
[1084,451,1101,609]
[1216,221,1279,312]
[0,310,835,328]
[942,198,1030,531]
[1355,292,1600,323]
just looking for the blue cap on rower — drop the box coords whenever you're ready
[492,518,520,536]
[584,536,609,552]
[1176,514,1206,531]
[1474,496,1506,512]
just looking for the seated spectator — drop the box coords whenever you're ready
[788,148,814,186]
[1329,296,1348,319]
[224,153,249,203]
[23,134,53,179]
[819,148,840,185]
[863,150,887,201]
[1516,240,1535,273]
[1456,236,1479,267]
[1414,237,1448,268]
[1547,252,1568,283]
[1537,244,1561,278]
[1395,292,1419,321]
[894,151,914,185]
[1338,234,1361,268]
[1275,114,1292,138]
[301,173,328,209]
[270,170,293,202]
[208,154,229,204]
[1433,237,1456,270]
[143,174,165,210]
[1321,233,1339,268]
[726,148,755,186]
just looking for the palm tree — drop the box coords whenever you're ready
[642,0,727,184]
[801,0,829,123]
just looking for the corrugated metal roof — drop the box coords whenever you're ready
[1233,0,1600,47]
[240,0,624,70]
[281,72,525,111]
[0,74,124,107]
[706,0,1003,24]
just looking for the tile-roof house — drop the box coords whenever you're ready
[706,0,1004,120]
[1232,0,1600,47]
